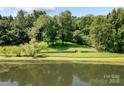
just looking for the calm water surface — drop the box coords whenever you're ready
[0,62,124,86]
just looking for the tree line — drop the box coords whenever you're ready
[0,8,124,53]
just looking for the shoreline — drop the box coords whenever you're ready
[0,56,124,65]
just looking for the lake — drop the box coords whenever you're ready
[0,62,123,86]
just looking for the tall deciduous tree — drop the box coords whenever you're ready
[58,10,73,43]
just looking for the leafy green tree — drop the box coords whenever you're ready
[73,30,84,44]
[58,10,74,43]
[31,15,51,41]
[14,10,27,29]
[43,16,58,45]
[90,8,124,53]
[32,10,46,19]
[72,15,93,46]
[0,18,12,45]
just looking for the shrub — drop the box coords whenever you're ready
[21,39,48,57]
[14,47,22,57]
[1,47,10,57]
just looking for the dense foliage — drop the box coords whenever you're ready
[0,8,124,53]
[91,8,124,53]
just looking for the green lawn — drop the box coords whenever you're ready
[0,43,124,59]
[0,42,97,56]
[42,52,124,58]
[0,56,124,65]
[42,43,96,52]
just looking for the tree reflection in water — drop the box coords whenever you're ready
[0,63,123,86]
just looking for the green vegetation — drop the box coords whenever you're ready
[1,8,124,86]
[44,53,124,58]
[20,39,48,57]
[0,8,124,53]
[0,42,124,65]
[0,8,124,65]
[0,39,48,57]
[90,8,124,52]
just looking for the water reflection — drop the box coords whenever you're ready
[0,63,123,86]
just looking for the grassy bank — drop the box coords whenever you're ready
[1,42,124,58]
[0,42,124,65]
[0,57,124,65]
[0,42,96,56]
[43,53,124,58]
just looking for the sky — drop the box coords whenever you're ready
[0,7,115,17]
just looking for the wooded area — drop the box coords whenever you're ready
[0,8,124,53]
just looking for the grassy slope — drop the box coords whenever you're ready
[42,43,96,52]
[0,42,124,65]
[41,43,124,58]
